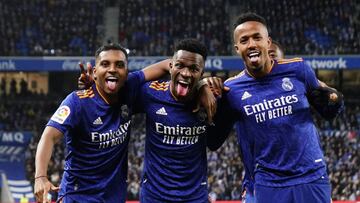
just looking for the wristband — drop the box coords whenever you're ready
[34,175,47,180]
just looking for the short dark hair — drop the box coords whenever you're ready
[271,40,285,54]
[95,43,129,61]
[174,39,208,61]
[233,12,267,30]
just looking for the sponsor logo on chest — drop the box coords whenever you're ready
[91,120,131,149]
[155,122,207,145]
[242,77,299,123]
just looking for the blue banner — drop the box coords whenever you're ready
[0,55,359,71]
[0,131,34,202]
[0,131,32,177]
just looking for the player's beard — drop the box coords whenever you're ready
[246,61,264,74]
[250,64,263,72]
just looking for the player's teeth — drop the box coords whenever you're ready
[179,81,189,85]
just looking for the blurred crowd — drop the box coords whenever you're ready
[0,90,63,197]
[117,0,232,56]
[0,87,358,200]
[1,0,359,56]
[238,0,360,55]
[0,0,103,56]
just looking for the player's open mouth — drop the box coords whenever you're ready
[176,80,191,96]
[248,51,261,64]
[105,77,118,91]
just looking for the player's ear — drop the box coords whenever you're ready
[234,44,239,52]
[267,36,272,48]
[200,66,205,76]
[233,30,240,52]
[170,53,177,71]
[93,66,97,80]
[234,44,242,57]
[169,62,173,73]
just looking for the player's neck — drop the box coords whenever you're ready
[246,59,274,79]
[95,84,119,105]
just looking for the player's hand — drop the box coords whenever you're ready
[315,80,341,103]
[309,86,342,106]
[241,189,247,201]
[308,84,344,120]
[34,177,59,203]
[208,193,216,203]
[78,62,94,90]
[204,77,230,97]
[208,194,212,203]
[193,84,216,125]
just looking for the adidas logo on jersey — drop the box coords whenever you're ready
[93,117,103,125]
[241,91,252,100]
[156,107,167,115]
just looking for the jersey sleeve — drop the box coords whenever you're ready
[127,70,146,91]
[207,95,236,151]
[122,70,146,113]
[300,61,320,92]
[298,61,344,120]
[133,82,149,114]
[47,93,81,134]
[126,70,146,100]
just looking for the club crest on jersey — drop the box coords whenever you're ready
[282,77,293,91]
[120,105,129,119]
[51,105,70,124]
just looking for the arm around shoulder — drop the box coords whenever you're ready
[142,59,172,81]
[207,96,236,151]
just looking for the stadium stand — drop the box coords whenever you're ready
[231,0,360,55]
[117,0,232,56]
[0,0,104,56]
[1,0,359,56]
[117,0,360,56]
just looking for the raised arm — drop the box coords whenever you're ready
[78,59,172,89]
[34,126,62,203]
[142,59,172,81]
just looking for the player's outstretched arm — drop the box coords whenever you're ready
[34,126,62,203]
[142,59,172,81]
[77,59,172,89]
[308,80,344,120]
